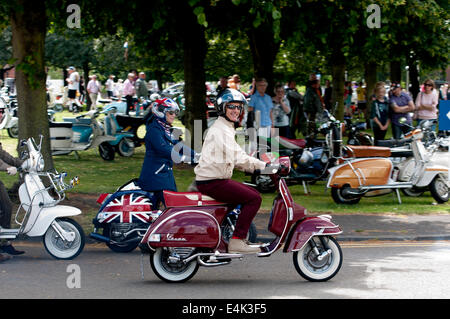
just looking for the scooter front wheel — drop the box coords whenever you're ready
[293,236,342,282]
[117,137,135,157]
[150,247,199,283]
[43,218,85,260]
[430,175,449,203]
[7,125,18,138]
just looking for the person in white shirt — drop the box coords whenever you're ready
[105,75,115,98]
[114,79,124,99]
[66,66,81,112]
[87,75,101,110]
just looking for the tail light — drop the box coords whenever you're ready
[96,193,111,205]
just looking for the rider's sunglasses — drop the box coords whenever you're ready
[226,104,243,111]
[167,110,179,116]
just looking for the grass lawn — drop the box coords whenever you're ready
[0,110,447,232]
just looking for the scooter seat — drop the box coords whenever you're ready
[276,136,306,149]
[163,190,226,207]
[375,138,411,147]
[63,117,92,125]
[345,145,391,158]
[49,121,73,128]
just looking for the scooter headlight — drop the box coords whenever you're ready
[300,150,314,166]
[320,152,329,164]
[37,155,45,172]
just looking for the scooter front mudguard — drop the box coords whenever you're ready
[108,132,135,146]
[90,135,117,148]
[6,116,18,129]
[415,168,449,188]
[25,205,82,237]
[284,215,342,252]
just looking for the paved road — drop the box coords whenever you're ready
[1,240,450,299]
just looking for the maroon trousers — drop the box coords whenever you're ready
[196,179,261,239]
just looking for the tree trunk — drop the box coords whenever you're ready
[364,62,377,127]
[247,24,281,96]
[408,61,420,101]
[330,51,346,121]
[181,9,207,152]
[10,0,54,170]
[83,62,91,109]
[390,60,402,83]
[63,69,68,87]
[154,70,164,92]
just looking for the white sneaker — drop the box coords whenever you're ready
[228,238,261,254]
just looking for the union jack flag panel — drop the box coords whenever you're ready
[99,193,153,224]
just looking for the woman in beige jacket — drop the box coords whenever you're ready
[195,89,270,254]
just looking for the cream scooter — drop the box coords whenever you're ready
[0,136,85,259]
[327,119,449,204]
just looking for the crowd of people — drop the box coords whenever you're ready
[215,73,448,143]
[64,67,153,115]
[61,66,449,143]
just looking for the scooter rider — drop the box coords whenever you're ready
[0,142,25,260]
[138,98,197,208]
[195,88,271,254]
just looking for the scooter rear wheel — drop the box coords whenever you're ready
[150,247,199,283]
[102,226,139,253]
[331,186,362,205]
[43,218,85,260]
[402,187,426,197]
[99,142,115,161]
[293,236,342,282]
[7,125,18,138]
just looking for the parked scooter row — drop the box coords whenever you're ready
[246,110,368,194]
[48,101,152,160]
[1,89,57,138]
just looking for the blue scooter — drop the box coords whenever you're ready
[101,105,136,157]
[50,110,117,160]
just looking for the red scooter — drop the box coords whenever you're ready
[139,157,343,283]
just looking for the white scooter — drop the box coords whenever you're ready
[0,92,19,138]
[327,118,449,204]
[0,136,85,259]
[397,133,450,201]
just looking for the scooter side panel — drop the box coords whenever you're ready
[328,158,392,188]
[95,191,156,224]
[285,216,342,252]
[26,205,82,237]
[416,168,449,187]
[142,206,228,249]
